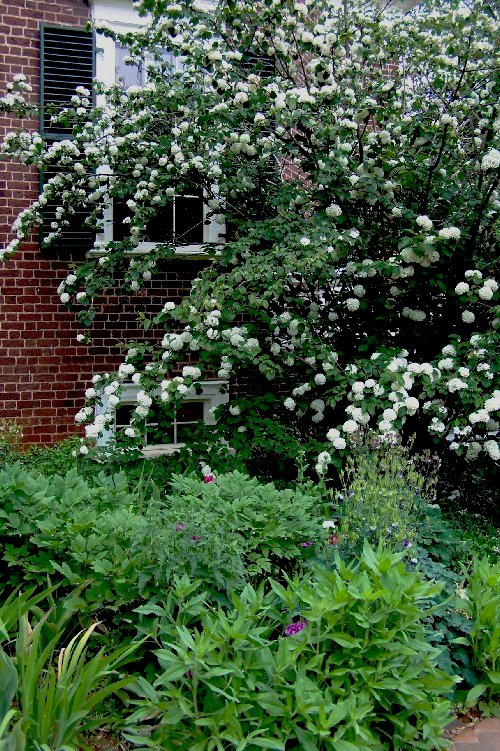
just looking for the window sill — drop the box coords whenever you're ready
[141,442,185,457]
[86,243,223,260]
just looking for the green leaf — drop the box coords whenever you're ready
[0,648,17,717]
[330,633,360,649]
[465,684,488,707]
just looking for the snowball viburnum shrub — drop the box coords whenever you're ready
[1,0,499,467]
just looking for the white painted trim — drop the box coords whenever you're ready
[96,380,229,454]
[92,0,225,259]
[93,0,148,29]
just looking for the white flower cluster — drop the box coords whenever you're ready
[315,450,331,476]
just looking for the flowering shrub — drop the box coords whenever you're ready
[0,0,499,469]
[124,544,457,750]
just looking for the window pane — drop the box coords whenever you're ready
[115,403,134,427]
[112,197,130,242]
[145,201,174,242]
[113,198,174,243]
[176,422,200,442]
[175,195,204,244]
[115,44,144,88]
[147,423,175,445]
[176,401,204,422]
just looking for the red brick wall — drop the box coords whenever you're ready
[0,0,204,446]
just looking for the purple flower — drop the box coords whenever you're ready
[203,474,216,484]
[284,620,308,637]
[192,535,202,542]
[300,541,314,548]
[402,539,413,548]
[175,522,185,531]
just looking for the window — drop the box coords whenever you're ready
[93,1,225,256]
[39,24,96,256]
[96,380,229,455]
[112,187,206,246]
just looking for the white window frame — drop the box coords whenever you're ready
[96,379,229,456]
[92,0,224,259]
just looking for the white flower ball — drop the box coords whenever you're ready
[326,203,342,217]
[416,215,433,230]
[332,436,347,450]
[326,428,340,442]
[484,440,500,461]
[481,148,500,171]
[405,397,419,413]
[478,286,493,301]
[346,298,360,312]
[455,282,470,295]
[438,227,461,240]
[441,345,456,356]
[383,408,397,421]
[343,419,358,433]
[462,310,475,323]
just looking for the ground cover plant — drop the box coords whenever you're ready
[0,443,497,748]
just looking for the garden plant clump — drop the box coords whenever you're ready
[0,0,499,747]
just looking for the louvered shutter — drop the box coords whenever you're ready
[240,52,275,79]
[40,24,95,139]
[40,24,96,256]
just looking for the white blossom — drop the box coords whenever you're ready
[416,215,433,230]
[481,148,500,170]
[438,227,461,240]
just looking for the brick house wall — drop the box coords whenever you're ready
[0,0,206,445]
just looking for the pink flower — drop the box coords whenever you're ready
[284,620,308,637]
[175,522,185,531]
[203,474,216,483]
[328,534,339,545]
[192,535,201,542]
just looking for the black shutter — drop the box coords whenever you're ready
[40,24,96,256]
[240,52,275,78]
[40,24,95,139]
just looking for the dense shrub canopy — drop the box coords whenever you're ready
[1,0,499,469]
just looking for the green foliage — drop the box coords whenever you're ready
[0,421,22,467]
[455,557,500,705]
[0,590,139,751]
[334,439,438,559]
[124,544,456,751]
[0,464,321,612]
[17,437,81,477]
[162,471,321,587]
